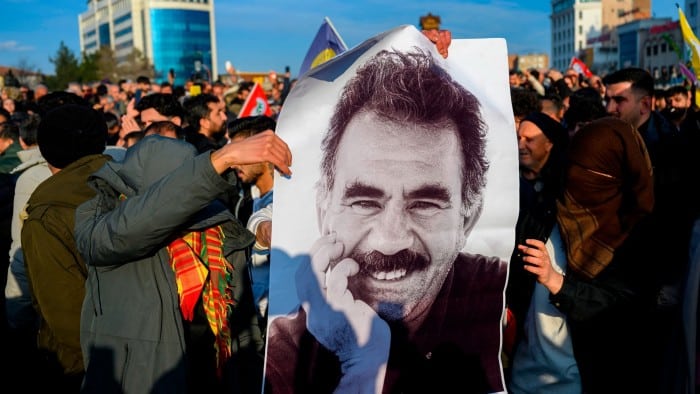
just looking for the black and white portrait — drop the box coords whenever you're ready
[264,25,518,394]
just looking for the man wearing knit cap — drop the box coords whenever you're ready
[505,110,569,383]
[517,111,568,182]
[21,104,111,391]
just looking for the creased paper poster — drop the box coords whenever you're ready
[264,25,518,394]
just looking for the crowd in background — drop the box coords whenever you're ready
[0,53,699,393]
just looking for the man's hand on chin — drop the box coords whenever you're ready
[296,233,390,391]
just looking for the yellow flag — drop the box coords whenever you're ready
[678,6,700,105]
[679,7,700,73]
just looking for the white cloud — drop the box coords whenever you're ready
[0,40,33,52]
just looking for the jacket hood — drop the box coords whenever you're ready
[11,147,46,174]
[89,135,232,230]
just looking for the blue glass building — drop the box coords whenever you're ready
[79,0,217,86]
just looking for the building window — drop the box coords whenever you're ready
[653,45,658,55]
[579,25,583,34]
[115,26,132,38]
[114,13,131,25]
[661,43,666,53]
[647,46,651,56]
[99,23,111,47]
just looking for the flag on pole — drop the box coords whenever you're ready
[678,62,697,84]
[678,4,700,106]
[662,33,684,60]
[237,83,272,118]
[569,57,593,78]
[678,5,700,78]
[298,17,348,77]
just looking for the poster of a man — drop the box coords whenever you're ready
[264,26,518,394]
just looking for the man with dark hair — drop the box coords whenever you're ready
[226,81,253,116]
[135,92,185,127]
[21,104,111,391]
[228,115,278,331]
[0,115,20,173]
[265,48,507,393]
[603,67,700,389]
[662,84,697,132]
[116,92,185,146]
[74,130,291,393]
[143,120,186,140]
[134,75,151,103]
[182,93,228,152]
[510,87,540,131]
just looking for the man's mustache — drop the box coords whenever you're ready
[349,249,430,275]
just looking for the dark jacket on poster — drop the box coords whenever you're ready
[75,136,263,393]
[21,154,111,376]
[265,253,508,394]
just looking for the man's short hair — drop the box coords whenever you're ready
[182,93,220,129]
[144,120,185,139]
[227,115,277,140]
[135,93,185,119]
[564,87,606,130]
[38,104,107,169]
[0,107,11,123]
[665,85,688,98]
[136,76,151,85]
[511,88,541,118]
[0,121,19,141]
[15,112,41,146]
[320,48,488,207]
[602,67,654,97]
[103,112,120,130]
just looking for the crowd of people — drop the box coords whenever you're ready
[0,28,698,393]
[507,64,700,393]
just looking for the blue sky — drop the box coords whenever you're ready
[0,0,680,79]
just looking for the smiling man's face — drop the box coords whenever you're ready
[316,111,474,323]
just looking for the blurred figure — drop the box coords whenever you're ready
[34,84,49,102]
[5,113,49,336]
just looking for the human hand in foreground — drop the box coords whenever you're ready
[296,232,390,393]
[256,220,272,248]
[518,239,564,295]
[120,114,141,135]
[210,130,292,177]
[422,29,452,58]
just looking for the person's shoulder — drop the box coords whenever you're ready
[455,253,507,283]
[267,309,307,350]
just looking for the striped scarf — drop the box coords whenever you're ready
[167,226,234,376]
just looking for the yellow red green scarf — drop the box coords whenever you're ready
[167,226,234,376]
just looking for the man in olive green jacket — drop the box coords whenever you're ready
[21,103,111,391]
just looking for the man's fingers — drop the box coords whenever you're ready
[309,233,344,289]
[326,258,359,305]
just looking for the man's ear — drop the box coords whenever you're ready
[640,96,653,115]
[462,197,484,237]
[316,185,329,235]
